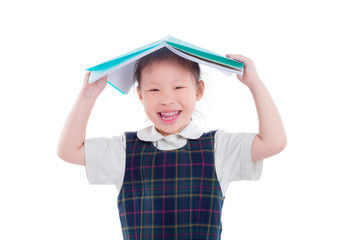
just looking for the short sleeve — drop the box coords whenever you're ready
[84,134,126,185]
[214,130,263,188]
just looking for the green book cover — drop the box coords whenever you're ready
[86,36,244,94]
[165,36,244,70]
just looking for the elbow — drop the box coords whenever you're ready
[276,141,287,153]
[57,147,69,162]
[272,136,287,154]
[57,144,85,166]
[260,141,286,160]
[57,145,74,163]
[253,134,287,161]
[265,137,287,157]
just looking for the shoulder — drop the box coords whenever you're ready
[201,130,217,138]
[85,133,128,153]
[215,130,256,141]
[190,130,217,145]
[125,131,138,139]
[214,130,256,153]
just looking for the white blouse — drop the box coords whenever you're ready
[85,121,263,197]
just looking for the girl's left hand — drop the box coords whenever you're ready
[226,54,260,87]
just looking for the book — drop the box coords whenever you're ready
[86,35,244,94]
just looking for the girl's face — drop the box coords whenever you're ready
[137,61,204,136]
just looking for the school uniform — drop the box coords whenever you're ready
[85,121,263,239]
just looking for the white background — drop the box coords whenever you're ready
[1,0,359,239]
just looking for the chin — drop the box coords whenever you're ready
[157,128,178,136]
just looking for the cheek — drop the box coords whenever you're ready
[142,95,157,112]
[183,95,197,111]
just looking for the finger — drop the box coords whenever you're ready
[85,71,91,78]
[99,75,107,81]
[226,54,251,64]
[83,71,91,85]
[226,54,247,58]
[95,75,107,86]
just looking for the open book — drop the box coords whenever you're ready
[86,35,244,94]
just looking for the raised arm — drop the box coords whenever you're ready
[57,72,107,165]
[226,54,287,162]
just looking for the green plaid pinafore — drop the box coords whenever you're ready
[118,131,224,239]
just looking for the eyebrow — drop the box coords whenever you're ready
[145,77,186,85]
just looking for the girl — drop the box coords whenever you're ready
[58,48,286,239]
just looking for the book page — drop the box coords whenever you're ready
[88,44,164,84]
[164,43,242,76]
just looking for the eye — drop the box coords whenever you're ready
[149,89,159,92]
[175,86,184,90]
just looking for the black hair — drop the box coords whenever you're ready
[134,48,201,88]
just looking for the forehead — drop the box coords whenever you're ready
[141,60,194,85]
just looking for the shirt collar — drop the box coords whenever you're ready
[137,121,203,142]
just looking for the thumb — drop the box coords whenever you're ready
[95,75,107,89]
[83,71,91,85]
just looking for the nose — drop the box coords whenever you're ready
[160,91,175,105]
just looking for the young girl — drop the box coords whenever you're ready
[58,48,286,239]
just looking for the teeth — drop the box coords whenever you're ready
[162,115,177,120]
[161,111,178,116]
[160,111,179,120]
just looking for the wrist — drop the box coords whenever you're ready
[78,89,99,108]
[247,77,262,91]
[80,87,100,100]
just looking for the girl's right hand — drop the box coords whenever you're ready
[81,71,107,98]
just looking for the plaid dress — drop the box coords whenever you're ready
[118,131,224,240]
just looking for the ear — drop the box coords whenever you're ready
[196,80,205,101]
[137,86,144,104]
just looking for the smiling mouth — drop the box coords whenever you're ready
[158,111,181,121]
